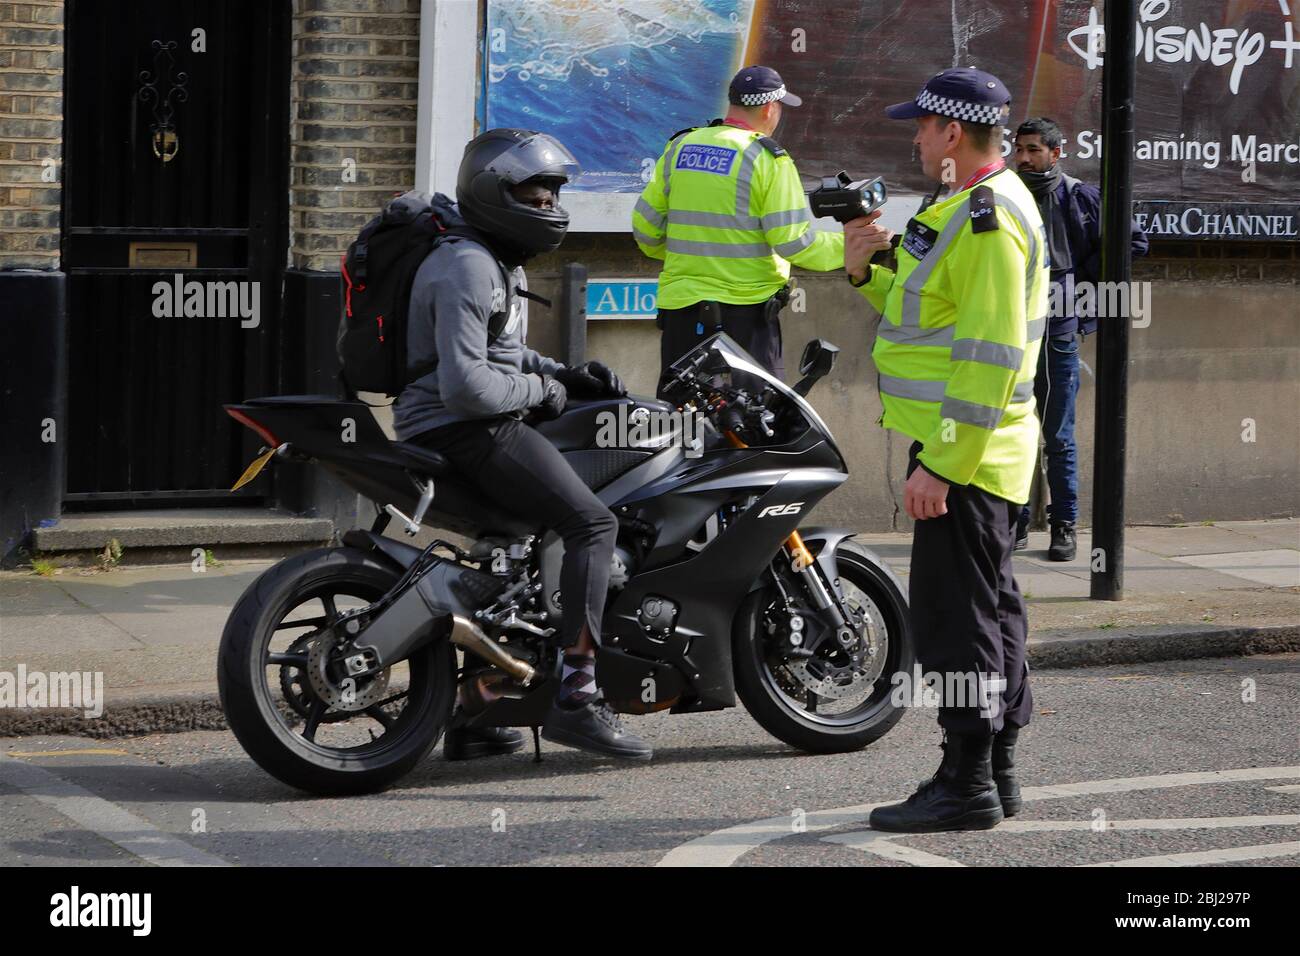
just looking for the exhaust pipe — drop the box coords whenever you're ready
[449,615,538,686]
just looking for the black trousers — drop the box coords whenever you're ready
[656,299,781,398]
[906,442,1033,736]
[412,417,617,649]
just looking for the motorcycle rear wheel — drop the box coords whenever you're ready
[218,547,455,795]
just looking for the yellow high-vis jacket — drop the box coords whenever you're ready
[855,168,1048,504]
[632,122,844,310]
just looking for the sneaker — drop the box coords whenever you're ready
[1014,528,1029,551]
[1048,522,1077,562]
[542,699,653,761]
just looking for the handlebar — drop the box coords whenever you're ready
[667,360,778,446]
[661,336,838,450]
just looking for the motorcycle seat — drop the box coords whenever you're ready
[389,441,452,477]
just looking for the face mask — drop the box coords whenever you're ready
[1018,163,1061,197]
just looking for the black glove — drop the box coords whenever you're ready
[531,374,568,421]
[589,361,627,397]
[555,361,627,398]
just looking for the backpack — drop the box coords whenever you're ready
[337,192,514,397]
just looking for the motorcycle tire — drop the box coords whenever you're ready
[733,540,913,754]
[218,546,455,795]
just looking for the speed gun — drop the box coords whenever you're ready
[809,172,887,223]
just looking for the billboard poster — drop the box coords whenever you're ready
[479,0,1299,239]
[483,0,756,193]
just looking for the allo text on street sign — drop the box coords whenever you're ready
[586,279,658,320]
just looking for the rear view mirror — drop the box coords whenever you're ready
[794,339,839,397]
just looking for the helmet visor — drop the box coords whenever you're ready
[484,134,581,186]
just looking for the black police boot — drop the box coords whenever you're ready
[444,721,524,761]
[992,725,1022,817]
[869,733,1004,833]
[1048,522,1077,561]
[542,698,653,761]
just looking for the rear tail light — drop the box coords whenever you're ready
[225,407,281,449]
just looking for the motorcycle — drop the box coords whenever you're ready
[217,334,912,794]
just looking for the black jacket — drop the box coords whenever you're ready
[1052,175,1150,336]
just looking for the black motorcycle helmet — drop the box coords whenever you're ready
[456,128,580,257]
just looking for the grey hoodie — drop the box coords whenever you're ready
[392,197,563,440]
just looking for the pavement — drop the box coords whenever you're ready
[30,508,333,553]
[0,519,1296,737]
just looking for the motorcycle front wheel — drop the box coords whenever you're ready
[733,540,913,753]
[218,547,455,795]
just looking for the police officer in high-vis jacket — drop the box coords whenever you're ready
[846,69,1048,833]
[632,66,848,392]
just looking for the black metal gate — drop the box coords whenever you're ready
[62,0,289,505]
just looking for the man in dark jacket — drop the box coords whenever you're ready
[1013,118,1149,560]
[394,129,652,762]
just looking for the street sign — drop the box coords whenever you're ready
[587,279,658,320]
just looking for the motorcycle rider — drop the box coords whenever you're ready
[393,128,653,762]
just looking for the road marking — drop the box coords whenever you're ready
[999,814,1300,832]
[7,749,132,758]
[1083,842,1300,867]
[0,754,230,867]
[825,815,1300,867]
[1266,784,1300,794]
[657,766,1300,867]
[823,830,966,866]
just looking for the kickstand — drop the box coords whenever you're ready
[530,726,543,763]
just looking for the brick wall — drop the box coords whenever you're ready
[1136,240,1300,284]
[290,0,421,272]
[0,0,62,270]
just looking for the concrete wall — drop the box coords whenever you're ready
[514,236,1300,531]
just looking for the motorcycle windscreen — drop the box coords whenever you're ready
[664,333,838,447]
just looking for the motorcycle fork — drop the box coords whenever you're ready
[728,428,857,647]
[782,531,857,651]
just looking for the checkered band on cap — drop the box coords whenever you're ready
[738,85,787,107]
[916,88,1009,125]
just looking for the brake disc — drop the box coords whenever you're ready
[783,587,890,700]
[787,660,873,700]
[846,588,890,686]
[306,634,390,712]
[279,632,319,718]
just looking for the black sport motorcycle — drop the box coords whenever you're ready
[217,334,912,794]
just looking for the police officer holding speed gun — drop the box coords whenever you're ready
[633,65,880,393]
[845,68,1048,833]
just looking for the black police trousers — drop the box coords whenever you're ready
[906,442,1033,736]
[656,299,782,398]
[411,417,618,649]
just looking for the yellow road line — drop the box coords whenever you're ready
[6,749,132,758]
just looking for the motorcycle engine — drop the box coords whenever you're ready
[636,595,679,641]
